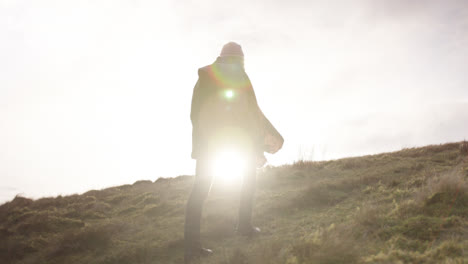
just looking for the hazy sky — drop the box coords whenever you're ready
[1,0,467,203]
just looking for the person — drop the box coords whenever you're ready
[184,42,283,263]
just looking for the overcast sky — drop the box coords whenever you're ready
[1,0,467,203]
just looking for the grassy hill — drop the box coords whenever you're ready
[1,142,468,264]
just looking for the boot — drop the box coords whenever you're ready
[237,225,261,236]
[184,247,213,264]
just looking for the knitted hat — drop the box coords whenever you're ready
[220,42,244,57]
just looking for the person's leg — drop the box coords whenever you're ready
[238,159,257,233]
[184,158,213,261]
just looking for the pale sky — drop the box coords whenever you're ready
[1,0,467,203]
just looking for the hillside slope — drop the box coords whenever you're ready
[1,142,468,264]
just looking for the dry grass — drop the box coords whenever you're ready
[1,141,467,264]
[413,169,468,217]
[460,140,468,155]
[289,224,360,264]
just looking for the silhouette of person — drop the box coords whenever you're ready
[184,42,283,263]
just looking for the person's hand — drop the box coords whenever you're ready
[256,154,267,168]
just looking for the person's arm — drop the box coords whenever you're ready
[245,74,284,155]
[190,79,201,126]
[243,74,261,119]
[190,70,209,159]
[191,69,209,125]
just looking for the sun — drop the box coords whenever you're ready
[212,149,246,184]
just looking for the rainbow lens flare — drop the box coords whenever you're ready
[206,64,250,90]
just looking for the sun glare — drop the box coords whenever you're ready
[212,150,246,184]
[224,90,234,99]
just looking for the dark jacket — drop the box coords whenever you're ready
[190,57,283,160]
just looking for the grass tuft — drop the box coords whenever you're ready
[460,140,468,155]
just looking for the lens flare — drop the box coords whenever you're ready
[206,64,251,91]
[225,90,234,99]
[212,150,246,184]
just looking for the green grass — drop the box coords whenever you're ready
[1,142,468,263]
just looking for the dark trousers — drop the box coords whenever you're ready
[184,156,257,253]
